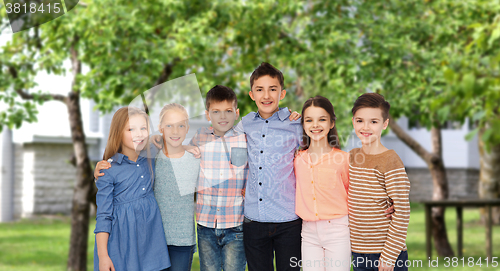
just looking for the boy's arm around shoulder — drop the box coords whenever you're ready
[184,128,202,158]
[94,169,115,235]
[234,120,245,134]
[188,127,203,147]
[290,117,303,146]
[380,153,411,266]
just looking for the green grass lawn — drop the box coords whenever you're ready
[0,203,499,270]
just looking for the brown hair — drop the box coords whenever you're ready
[103,107,154,178]
[249,62,285,89]
[300,95,341,150]
[351,93,391,121]
[205,85,238,110]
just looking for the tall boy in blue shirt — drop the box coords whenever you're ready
[236,62,302,271]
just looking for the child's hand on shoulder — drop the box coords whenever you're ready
[288,109,301,121]
[151,134,163,149]
[241,188,246,198]
[385,198,395,219]
[94,160,111,181]
[184,145,201,158]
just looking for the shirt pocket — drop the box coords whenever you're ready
[230,147,248,167]
[317,168,337,190]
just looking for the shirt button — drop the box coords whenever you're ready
[262,134,265,137]
[259,182,262,186]
[217,209,220,211]
[259,167,262,170]
[313,197,316,200]
[265,120,268,123]
[316,213,318,216]
[137,164,140,167]
[260,150,263,153]
[142,188,145,191]
[311,181,313,184]
[259,198,262,201]
[141,176,144,178]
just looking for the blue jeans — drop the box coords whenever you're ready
[352,251,408,271]
[165,245,195,271]
[197,224,246,271]
[243,217,302,271]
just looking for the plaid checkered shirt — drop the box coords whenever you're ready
[189,127,248,229]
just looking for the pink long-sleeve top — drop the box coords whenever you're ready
[294,148,350,221]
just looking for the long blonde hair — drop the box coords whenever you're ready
[103,107,154,178]
[158,103,189,156]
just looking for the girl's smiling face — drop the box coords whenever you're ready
[160,109,189,149]
[303,106,334,145]
[122,115,149,155]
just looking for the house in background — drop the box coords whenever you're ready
[0,99,102,222]
[0,98,480,222]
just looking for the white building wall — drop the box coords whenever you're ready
[0,129,14,222]
[13,143,24,219]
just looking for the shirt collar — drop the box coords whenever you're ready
[254,107,290,122]
[111,152,144,164]
[111,153,125,164]
[202,126,237,137]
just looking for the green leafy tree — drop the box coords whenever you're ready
[436,9,500,222]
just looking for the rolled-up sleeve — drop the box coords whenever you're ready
[94,171,115,234]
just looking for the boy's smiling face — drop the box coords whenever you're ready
[205,100,239,137]
[249,75,286,119]
[352,107,389,146]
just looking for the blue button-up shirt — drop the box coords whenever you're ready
[94,152,156,234]
[236,107,302,222]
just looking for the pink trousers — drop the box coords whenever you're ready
[301,216,351,271]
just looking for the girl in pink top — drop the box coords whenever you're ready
[294,96,350,271]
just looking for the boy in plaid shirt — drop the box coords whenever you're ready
[189,85,248,271]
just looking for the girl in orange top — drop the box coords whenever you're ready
[294,96,350,271]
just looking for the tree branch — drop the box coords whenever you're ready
[279,31,307,53]
[144,58,180,104]
[388,114,440,164]
[155,58,180,87]
[8,66,67,103]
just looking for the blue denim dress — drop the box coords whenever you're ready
[94,153,170,271]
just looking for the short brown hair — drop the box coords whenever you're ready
[205,85,238,110]
[249,62,285,89]
[351,93,391,120]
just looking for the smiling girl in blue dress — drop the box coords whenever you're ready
[94,107,170,271]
